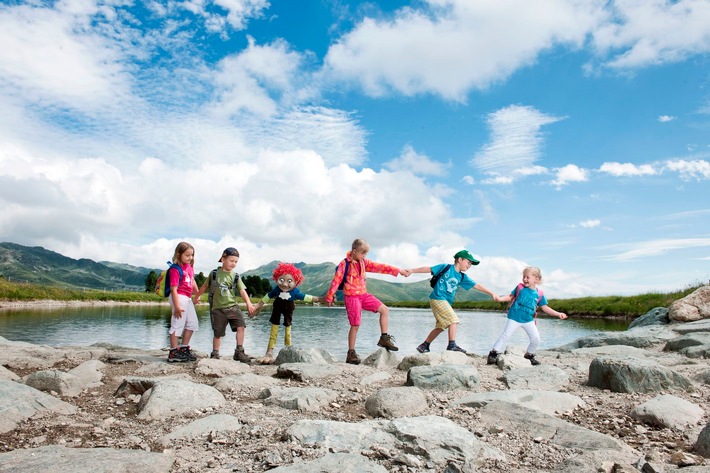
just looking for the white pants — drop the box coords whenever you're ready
[492,319,540,354]
[169,294,199,336]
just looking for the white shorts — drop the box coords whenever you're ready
[169,294,199,336]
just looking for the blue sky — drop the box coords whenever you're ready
[0,0,708,297]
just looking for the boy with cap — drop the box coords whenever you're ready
[407,250,499,353]
[194,247,256,362]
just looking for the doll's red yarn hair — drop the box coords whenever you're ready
[272,262,304,286]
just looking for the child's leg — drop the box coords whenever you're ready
[376,303,389,333]
[424,328,443,343]
[213,336,222,352]
[520,321,541,354]
[446,322,458,342]
[236,326,245,346]
[268,324,279,349]
[284,326,292,346]
[169,332,180,349]
[348,325,359,350]
[492,319,522,353]
[181,329,194,346]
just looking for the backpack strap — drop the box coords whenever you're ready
[337,259,350,290]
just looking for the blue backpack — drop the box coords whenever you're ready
[155,262,184,297]
[508,283,544,318]
[335,259,350,290]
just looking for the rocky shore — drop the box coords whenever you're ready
[1,286,709,472]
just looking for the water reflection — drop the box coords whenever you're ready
[0,305,628,360]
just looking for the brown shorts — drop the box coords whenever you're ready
[211,306,246,338]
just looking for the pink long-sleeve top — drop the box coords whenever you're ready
[325,251,400,303]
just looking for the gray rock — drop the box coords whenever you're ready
[694,369,710,385]
[669,286,710,322]
[212,373,279,393]
[285,415,505,469]
[504,365,570,390]
[478,400,629,451]
[588,355,694,393]
[67,359,105,388]
[159,413,243,446]
[630,394,704,429]
[0,380,77,433]
[695,422,710,458]
[0,365,20,381]
[24,369,84,397]
[664,332,710,352]
[0,445,174,472]
[259,386,337,412]
[274,346,337,365]
[362,348,400,368]
[268,453,387,472]
[671,318,710,334]
[136,380,226,420]
[365,386,428,418]
[194,358,251,377]
[396,350,473,372]
[276,362,341,381]
[628,307,670,329]
[452,390,585,417]
[0,337,101,370]
[406,364,480,390]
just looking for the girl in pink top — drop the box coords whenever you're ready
[167,241,200,363]
[325,239,411,364]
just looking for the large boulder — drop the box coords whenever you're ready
[630,395,704,429]
[136,380,226,420]
[274,347,337,365]
[0,380,77,433]
[588,356,694,393]
[24,370,84,397]
[669,286,710,322]
[696,423,710,458]
[406,364,479,390]
[365,386,428,418]
[628,307,670,329]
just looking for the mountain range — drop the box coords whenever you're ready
[0,242,489,302]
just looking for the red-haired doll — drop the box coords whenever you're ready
[253,262,321,364]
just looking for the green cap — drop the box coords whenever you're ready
[454,249,480,265]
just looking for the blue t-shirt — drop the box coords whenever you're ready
[429,263,475,305]
[507,286,549,323]
[266,286,308,302]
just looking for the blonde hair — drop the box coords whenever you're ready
[172,241,195,266]
[351,238,369,252]
[523,266,542,284]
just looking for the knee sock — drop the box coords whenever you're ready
[284,326,292,346]
[268,324,279,350]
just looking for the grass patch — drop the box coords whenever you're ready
[0,278,163,303]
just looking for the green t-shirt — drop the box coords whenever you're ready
[210,268,247,310]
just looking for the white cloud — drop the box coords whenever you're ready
[472,105,563,174]
[580,219,601,228]
[323,0,604,100]
[385,145,449,176]
[462,175,475,185]
[603,237,710,261]
[599,162,658,176]
[591,0,710,69]
[551,164,589,188]
[664,159,710,180]
[658,115,676,122]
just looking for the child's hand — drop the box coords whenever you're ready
[559,312,568,320]
[192,295,200,305]
[400,268,412,277]
[173,306,184,318]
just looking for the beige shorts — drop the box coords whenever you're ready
[430,299,459,330]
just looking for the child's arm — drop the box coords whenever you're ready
[170,286,183,318]
[192,279,204,304]
[409,266,432,274]
[540,305,567,319]
[497,294,513,303]
[240,288,255,317]
[471,282,498,301]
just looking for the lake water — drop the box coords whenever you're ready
[0,305,628,360]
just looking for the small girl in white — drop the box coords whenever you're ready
[488,266,567,366]
[167,241,200,362]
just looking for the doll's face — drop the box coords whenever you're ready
[277,273,297,291]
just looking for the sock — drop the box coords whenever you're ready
[447,340,456,348]
[284,326,292,346]
[381,333,387,336]
[421,341,430,348]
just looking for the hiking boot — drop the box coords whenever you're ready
[233,346,251,363]
[167,348,188,363]
[179,346,197,361]
[524,353,541,366]
[377,334,399,351]
[346,349,361,365]
[416,343,430,353]
[210,350,220,359]
[487,350,499,365]
[447,344,467,354]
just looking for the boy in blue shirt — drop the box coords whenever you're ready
[408,250,498,353]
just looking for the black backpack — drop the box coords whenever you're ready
[335,259,350,290]
[429,264,463,288]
